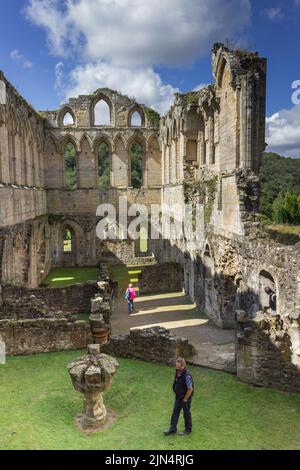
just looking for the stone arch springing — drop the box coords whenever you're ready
[92,96,112,126]
[64,141,77,190]
[97,140,111,189]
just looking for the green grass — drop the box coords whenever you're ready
[265,224,300,245]
[110,265,143,297]
[73,313,90,323]
[42,267,100,287]
[0,351,300,450]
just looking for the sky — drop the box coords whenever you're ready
[0,0,300,157]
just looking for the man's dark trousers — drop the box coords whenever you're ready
[170,397,192,432]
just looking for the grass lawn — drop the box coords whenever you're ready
[42,267,100,287]
[265,224,300,245]
[0,351,300,450]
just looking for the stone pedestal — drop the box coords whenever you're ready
[68,347,119,431]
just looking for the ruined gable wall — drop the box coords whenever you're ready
[42,90,162,266]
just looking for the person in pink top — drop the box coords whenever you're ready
[125,283,136,313]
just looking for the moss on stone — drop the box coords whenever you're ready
[183,176,218,224]
[144,107,160,128]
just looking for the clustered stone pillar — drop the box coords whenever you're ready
[68,344,119,431]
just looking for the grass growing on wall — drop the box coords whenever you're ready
[42,267,100,287]
[0,351,300,450]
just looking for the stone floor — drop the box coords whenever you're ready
[111,292,236,373]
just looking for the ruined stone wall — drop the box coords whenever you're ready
[102,327,192,366]
[137,262,183,295]
[43,89,162,193]
[158,44,300,391]
[236,311,300,393]
[0,72,50,288]
[0,318,92,356]
[42,89,162,267]
[1,281,99,318]
[0,216,51,289]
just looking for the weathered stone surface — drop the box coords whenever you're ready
[0,282,99,319]
[68,352,119,430]
[236,311,300,392]
[101,326,193,366]
[0,43,299,394]
[0,318,92,355]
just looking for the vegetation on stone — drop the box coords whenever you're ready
[144,107,160,127]
[260,152,300,224]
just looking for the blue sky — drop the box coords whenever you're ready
[0,0,300,156]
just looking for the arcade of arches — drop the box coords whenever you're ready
[0,44,300,392]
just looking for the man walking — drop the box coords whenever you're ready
[125,283,136,314]
[164,357,193,436]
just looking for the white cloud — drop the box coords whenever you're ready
[264,7,283,21]
[25,0,251,67]
[193,83,209,92]
[66,62,179,115]
[24,0,251,113]
[10,49,33,69]
[55,62,64,90]
[266,105,300,157]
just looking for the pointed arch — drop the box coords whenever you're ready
[63,226,74,253]
[126,133,147,153]
[130,141,144,189]
[79,133,93,153]
[64,141,77,190]
[92,94,112,126]
[128,105,145,127]
[113,132,127,152]
[59,134,80,154]
[93,134,113,154]
[58,107,76,127]
[97,140,111,189]
[204,243,212,258]
[44,133,59,153]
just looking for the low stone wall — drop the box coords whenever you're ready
[138,263,183,295]
[101,327,193,366]
[236,311,300,393]
[1,281,99,318]
[0,318,92,355]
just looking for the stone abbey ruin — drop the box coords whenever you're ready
[0,43,300,392]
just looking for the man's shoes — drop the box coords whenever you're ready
[178,430,191,436]
[163,429,176,436]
